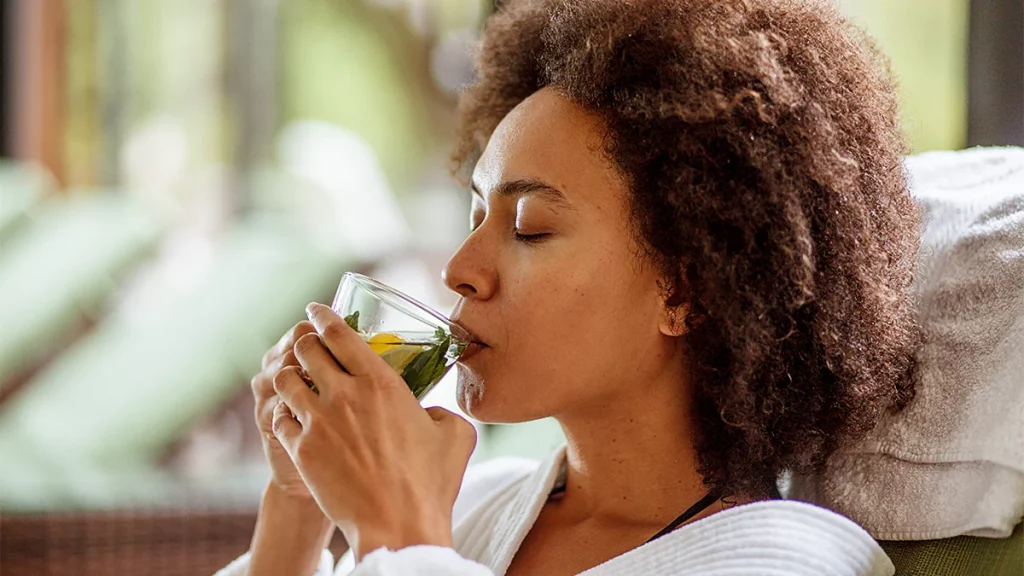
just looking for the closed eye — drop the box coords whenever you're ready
[513,230,550,243]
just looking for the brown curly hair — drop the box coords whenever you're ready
[451,0,921,500]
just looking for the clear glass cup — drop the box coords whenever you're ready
[313,272,469,400]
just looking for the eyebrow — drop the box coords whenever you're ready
[470,178,574,210]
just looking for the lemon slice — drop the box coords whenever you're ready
[380,344,425,373]
[367,332,405,354]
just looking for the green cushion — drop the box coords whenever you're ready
[879,521,1023,576]
[0,222,347,502]
[0,192,162,384]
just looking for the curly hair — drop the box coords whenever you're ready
[451,0,921,500]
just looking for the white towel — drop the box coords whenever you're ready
[789,146,1024,540]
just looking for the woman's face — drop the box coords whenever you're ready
[444,87,682,423]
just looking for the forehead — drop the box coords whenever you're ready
[472,87,625,202]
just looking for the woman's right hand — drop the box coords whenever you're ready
[252,321,319,500]
[247,322,340,575]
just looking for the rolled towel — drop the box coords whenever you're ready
[789,146,1024,540]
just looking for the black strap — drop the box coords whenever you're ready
[547,459,724,544]
[643,490,721,543]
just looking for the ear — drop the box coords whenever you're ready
[659,301,691,337]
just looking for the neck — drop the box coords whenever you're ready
[551,351,719,527]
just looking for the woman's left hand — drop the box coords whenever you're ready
[271,302,477,561]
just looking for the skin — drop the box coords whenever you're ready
[446,87,744,575]
[247,322,336,575]
[273,302,477,561]
[248,86,750,575]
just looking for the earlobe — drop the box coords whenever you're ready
[660,303,690,337]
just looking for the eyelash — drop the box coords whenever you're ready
[468,211,549,244]
[513,230,550,244]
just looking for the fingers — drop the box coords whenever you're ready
[252,348,298,400]
[272,400,302,451]
[305,303,385,380]
[262,321,317,370]
[273,366,318,424]
[294,332,354,396]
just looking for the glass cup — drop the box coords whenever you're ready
[308,272,469,400]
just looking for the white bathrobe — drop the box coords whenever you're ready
[215,444,894,576]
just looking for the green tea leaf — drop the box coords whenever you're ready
[391,329,455,398]
[417,347,444,388]
[344,311,360,332]
[401,333,452,398]
[401,348,435,393]
[429,334,452,383]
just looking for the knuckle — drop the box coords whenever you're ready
[251,373,273,399]
[302,415,322,436]
[272,367,294,393]
[322,321,347,343]
[280,349,298,368]
[362,373,385,394]
[263,322,313,369]
[321,383,349,406]
[293,333,320,355]
[271,412,290,436]
[336,384,356,403]
[289,321,316,344]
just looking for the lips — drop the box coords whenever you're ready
[449,318,489,361]
[458,340,487,361]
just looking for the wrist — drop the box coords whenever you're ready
[265,480,318,507]
[262,481,330,527]
[349,514,453,562]
[266,478,317,503]
[248,482,335,576]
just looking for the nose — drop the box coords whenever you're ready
[442,232,496,300]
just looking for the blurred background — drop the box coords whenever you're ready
[0,0,1020,574]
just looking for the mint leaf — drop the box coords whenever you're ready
[400,332,452,398]
[344,311,360,332]
[428,334,452,383]
[401,348,435,394]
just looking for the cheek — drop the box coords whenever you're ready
[512,246,643,356]
[459,230,659,420]
[491,267,645,403]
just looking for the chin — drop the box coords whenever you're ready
[455,366,548,424]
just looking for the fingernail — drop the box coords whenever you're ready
[305,302,320,319]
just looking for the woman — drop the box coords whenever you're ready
[218,0,920,574]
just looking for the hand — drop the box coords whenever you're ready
[251,321,320,501]
[271,302,477,561]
